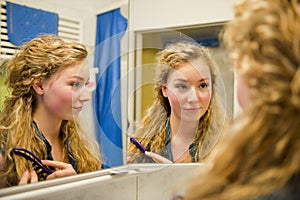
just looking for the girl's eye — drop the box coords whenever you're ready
[176,84,188,90]
[72,82,80,87]
[199,83,208,89]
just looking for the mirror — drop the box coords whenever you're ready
[0,0,237,192]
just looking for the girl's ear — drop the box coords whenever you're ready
[32,83,44,95]
[162,85,168,98]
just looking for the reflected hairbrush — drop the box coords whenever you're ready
[10,147,54,180]
[130,137,146,153]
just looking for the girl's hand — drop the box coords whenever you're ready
[41,160,77,180]
[145,151,173,164]
[19,170,38,185]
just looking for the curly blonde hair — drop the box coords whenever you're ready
[0,35,102,187]
[127,41,227,163]
[181,0,300,199]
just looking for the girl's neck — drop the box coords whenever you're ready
[169,115,197,163]
[33,116,62,143]
[169,115,198,141]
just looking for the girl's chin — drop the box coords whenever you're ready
[66,112,80,120]
[181,115,201,123]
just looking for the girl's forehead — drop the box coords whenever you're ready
[50,61,88,80]
[170,61,211,81]
[59,61,87,74]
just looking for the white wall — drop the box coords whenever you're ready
[129,0,235,31]
[93,0,128,15]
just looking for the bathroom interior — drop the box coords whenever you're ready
[0,0,238,199]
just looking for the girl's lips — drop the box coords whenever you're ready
[73,107,83,111]
[185,108,200,112]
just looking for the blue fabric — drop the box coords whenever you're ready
[6,2,58,46]
[197,38,219,47]
[93,9,127,168]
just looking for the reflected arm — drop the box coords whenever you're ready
[145,151,173,164]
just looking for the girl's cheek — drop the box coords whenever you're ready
[64,88,74,98]
[60,90,74,104]
[203,92,211,102]
[200,89,212,101]
[169,93,182,108]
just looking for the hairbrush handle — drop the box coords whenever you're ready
[10,147,54,175]
[130,137,146,153]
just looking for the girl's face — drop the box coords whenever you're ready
[162,58,212,123]
[39,61,91,120]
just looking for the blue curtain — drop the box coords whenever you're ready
[93,9,127,168]
[6,2,58,46]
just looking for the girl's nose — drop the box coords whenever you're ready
[187,87,198,103]
[79,87,91,102]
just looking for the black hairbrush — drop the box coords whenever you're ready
[10,147,54,180]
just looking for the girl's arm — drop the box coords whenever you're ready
[145,151,173,164]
